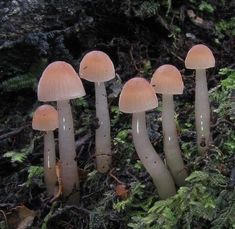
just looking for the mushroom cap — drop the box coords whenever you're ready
[119,77,158,113]
[151,64,184,95]
[79,51,115,82]
[185,44,215,69]
[32,105,58,131]
[38,61,85,102]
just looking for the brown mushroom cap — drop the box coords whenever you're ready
[79,51,115,82]
[38,61,85,102]
[151,64,184,95]
[185,44,215,69]
[32,105,58,131]
[119,77,158,113]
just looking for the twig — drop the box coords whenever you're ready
[0,210,9,229]
[170,51,184,63]
[126,169,140,182]
[157,14,170,31]
[211,118,235,129]
[108,168,124,184]
[0,125,29,141]
[75,133,92,149]
[77,145,85,160]
[82,191,98,200]
[69,206,91,214]
[129,48,139,71]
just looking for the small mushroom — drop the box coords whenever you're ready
[185,44,215,154]
[79,51,115,173]
[151,64,188,186]
[38,61,85,199]
[32,104,58,195]
[119,77,176,199]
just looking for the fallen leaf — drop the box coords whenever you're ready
[50,161,86,203]
[187,9,213,29]
[50,161,63,202]
[7,205,36,229]
[115,184,129,199]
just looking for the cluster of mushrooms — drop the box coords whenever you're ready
[32,44,215,201]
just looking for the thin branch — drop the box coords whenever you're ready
[109,168,124,184]
[211,118,235,129]
[0,125,30,141]
[0,210,9,229]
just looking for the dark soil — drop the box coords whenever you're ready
[0,0,234,228]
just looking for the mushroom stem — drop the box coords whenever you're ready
[44,131,57,195]
[162,94,188,186]
[195,69,210,154]
[57,100,79,197]
[132,112,176,199]
[95,82,112,173]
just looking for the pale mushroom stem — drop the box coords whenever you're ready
[132,112,176,199]
[57,100,79,197]
[95,82,112,173]
[162,94,188,186]
[44,131,57,195]
[195,69,210,154]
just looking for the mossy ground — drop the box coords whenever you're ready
[0,1,234,228]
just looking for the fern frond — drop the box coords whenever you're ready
[0,74,37,92]
[26,166,44,187]
[0,58,47,93]
[127,171,229,228]
[89,191,114,229]
[3,137,37,163]
[211,191,235,229]
[133,1,159,18]
[3,151,27,163]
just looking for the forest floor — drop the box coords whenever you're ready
[0,0,234,228]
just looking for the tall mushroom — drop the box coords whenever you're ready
[32,104,58,195]
[151,65,188,186]
[119,77,176,199]
[38,61,85,199]
[185,44,215,154]
[79,51,115,173]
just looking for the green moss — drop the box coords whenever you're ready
[215,17,235,40]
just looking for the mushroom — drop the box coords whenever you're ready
[32,104,58,195]
[119,77,176,199]
[79,51,115,173]
[151,64,188,186]
[185,44,215,154]
[38,61,85,198]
